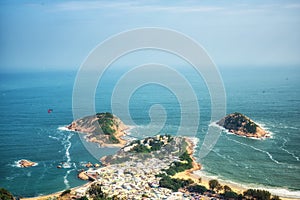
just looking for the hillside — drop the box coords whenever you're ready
[67,112,128,147]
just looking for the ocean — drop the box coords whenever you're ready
[0,66,299,198]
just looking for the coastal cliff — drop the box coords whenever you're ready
[217,112,269,138]
[67,112,128,147]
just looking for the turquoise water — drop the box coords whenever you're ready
[0,67,299,197]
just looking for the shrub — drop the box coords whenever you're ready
[187,185,207,194]
[60,189,71,196]
[159,175,193,191]
[0,188,14,200]
[244,189,271,200]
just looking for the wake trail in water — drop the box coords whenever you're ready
[62,132,74,188]
[225,136,283,165]
[280,138,300,161]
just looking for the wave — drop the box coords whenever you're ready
[62,133,73,168]
[124,125,136,135]
[58,126,72,132]
[63,168,75,189]
[225,136,283,165]
[194,170,300,198]
[255,121,274,139]
[48,135,60,141]
[280,138,300,162]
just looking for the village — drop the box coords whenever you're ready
[71,135,211,199]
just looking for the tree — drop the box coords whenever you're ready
[88,184,111,200]
[244,189,271,200]
[224,185,232,193]
[223,191,239,200]
[187,185,207,194]
[0,188,14,200]
[198,178,202,183]
[209,179,221,191]
[271,196,281,200]
[216,184,223,193]
[159,175,193,192]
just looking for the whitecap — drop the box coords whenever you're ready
[225,136,283,165]
[62,162,72,169]
[58,126,73,132]
[48,135,60,140]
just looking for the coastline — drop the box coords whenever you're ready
[173,137,247,194]
[20,135,300,200]
[21,182,93,200]
[173,137,300,200]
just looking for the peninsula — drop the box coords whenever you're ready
[217,112,270,139]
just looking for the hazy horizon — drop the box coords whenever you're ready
[1,0,300,72]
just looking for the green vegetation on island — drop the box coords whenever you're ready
[218,112,257,133]
[217,112,269,138]
[96,112,115,135]
[67,112,128,146]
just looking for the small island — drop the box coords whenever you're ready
[217,112,270,139]
[67,112,128,147]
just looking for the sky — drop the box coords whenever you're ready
[0,0,300,72]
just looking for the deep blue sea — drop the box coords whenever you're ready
[0,66,299,198]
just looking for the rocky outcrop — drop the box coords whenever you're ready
[217,112,269,138]
[85,162,93,168]
[19,159,37,168]
[77,171,89,180]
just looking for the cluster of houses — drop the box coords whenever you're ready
[73,135,212,199]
